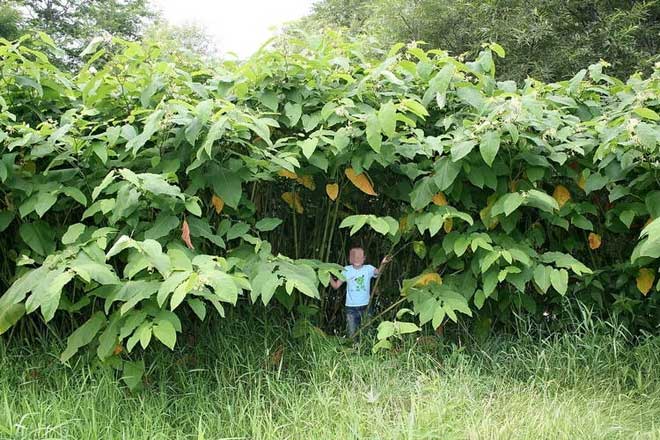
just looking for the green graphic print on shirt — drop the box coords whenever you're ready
[354,275,366,292]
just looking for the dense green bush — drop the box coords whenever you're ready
[0,32,658,386]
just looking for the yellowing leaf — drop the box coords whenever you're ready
[345,168,377,196]
[577,174,586,191]
[415,272,442,286]
[298,175,315,190]
[588,232,601,250]
[326,183,339,201]
[644,217,653,228]
[443,217,453,233]
[278,169,315,190]
[432,192,448,206]
[636,268,655,296]
[282,192,304,214]
[211,195,224,214]
[553,185,571,208]
[278,169,298,180]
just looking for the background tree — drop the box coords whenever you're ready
[300,0,660,82]
[0,2,22,40]
[9,0,156,64]
[143,21,219,60]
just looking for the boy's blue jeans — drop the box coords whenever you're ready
[345,305,368,337]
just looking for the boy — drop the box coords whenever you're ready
[330,246,391,337]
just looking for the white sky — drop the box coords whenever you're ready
[151,0,316,57]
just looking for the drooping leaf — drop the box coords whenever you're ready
[211,194,224,214]
[282,192,304,214]
[326,183,339,201]
[636,268,655,296]
[432,192,448,206]
[552,185,571,208]
[588,233,602,250]
[345,168,377,196]
[255,217,283,232]
[181,219,194,250]
[479,130,501,167]
[61,312,106,362]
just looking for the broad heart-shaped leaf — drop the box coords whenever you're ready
[122,360,145,391]
[19,221,56,257]
[25,268,75,322]
[255,217,282,232]
[0,265,49,311]
[645,191,660,219]
[540,252,592,276]
[92,170,117,201]
[333,128,350,151]
[366,113,381,152]
[62,223,85,245]
[0,303,25,335]
[32,191,58,217]
[157,270,191,307]
[60,312,106,362]
[106,235,138,258]
[633,217,660,261]
[550,268,568,295]
[491,193,524,217]
[433,157,461,192]
[479,130,501,167]
[170,272,198,310]
[0,210,14,232]
[533,265,552,294]
[145,215,179,240]
[185,198,202,217]
[187,298,207,321]
[339,215,368,236]
[345,168,377,196]
[251,269,282,305]
[152,319,177,350]
[633,107,660,121]
[368,216,396,236]
[211,167,242,209]
[299,137,319,159]
[525,190,559,212]
[450,140,477,162]
[584,173,609,194]
[70,252,120,285]
[410,176,437,210]
[422,63,454,107]
[284,102,302,126]
[378,101,397,138]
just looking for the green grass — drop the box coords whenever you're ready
[1,314,659,440]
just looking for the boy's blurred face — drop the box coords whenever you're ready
[349,248,365,266]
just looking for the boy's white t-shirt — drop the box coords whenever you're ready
[342,264,377,307]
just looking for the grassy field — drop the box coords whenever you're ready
[1,312,659,440]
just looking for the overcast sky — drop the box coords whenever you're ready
[151,0,316,57]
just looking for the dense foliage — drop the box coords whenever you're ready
[302,0,660,82]
[0,32,658,387]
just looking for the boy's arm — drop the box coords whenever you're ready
[373,255,392,277]
[330,276,344,289]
